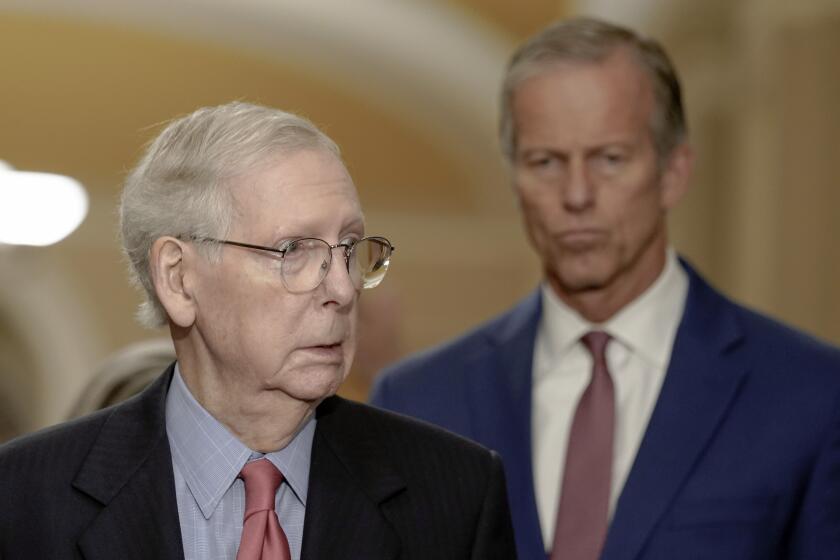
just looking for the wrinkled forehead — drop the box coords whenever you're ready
[229,146,350,191]
[227,148,361,232]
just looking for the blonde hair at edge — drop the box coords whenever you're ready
[119,102,341,328]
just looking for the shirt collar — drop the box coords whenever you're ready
[165,364,315,519]
[605,250,688,367]
[539,283,591,358]
[539,249,688,367]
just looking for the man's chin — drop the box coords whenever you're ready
[283,367,347,403]
[549,263,612,295]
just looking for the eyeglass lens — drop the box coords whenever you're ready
[353,237,391,289]
[281,237,391,293]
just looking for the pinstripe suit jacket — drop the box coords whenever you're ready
[0,365,516,559]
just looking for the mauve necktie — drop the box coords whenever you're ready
[236,458,292,560]
[550,331,614,560]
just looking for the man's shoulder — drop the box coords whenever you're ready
[0,406,112,467]
[685,263,840,380]
[0,370,169,486]
[319,396,495,461]
[733,301,840,371]
[373,290,540,388]
[313,397,515,557]
[0,406,116,517]
[317,398,505,506]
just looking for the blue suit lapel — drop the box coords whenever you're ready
[464,290,547,558]
[602,266,748,560]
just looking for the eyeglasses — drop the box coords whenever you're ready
[194,235,394,293]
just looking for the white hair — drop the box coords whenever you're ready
[119,101,340,328]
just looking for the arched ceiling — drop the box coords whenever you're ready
[0,0,537,214]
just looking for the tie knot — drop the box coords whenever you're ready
[240,458,283,515]
[581,331,610,362]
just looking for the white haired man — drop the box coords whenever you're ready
[0,102,516,559]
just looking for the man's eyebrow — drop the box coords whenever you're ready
[334,215,365,235]
[267,215,366,241]
[342,216,365,230]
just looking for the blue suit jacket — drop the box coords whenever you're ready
[371,263,840,559]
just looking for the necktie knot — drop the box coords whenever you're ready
[240,458,283,516]
[582,330,610,366]
[237,458,291,560]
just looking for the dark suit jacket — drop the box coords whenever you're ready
[0,366,516,559]
[370,262,840,559]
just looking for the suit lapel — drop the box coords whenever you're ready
[465,291,547,557]
[74,367,184,560]
[302,398,403,560]
[602,267,748,560]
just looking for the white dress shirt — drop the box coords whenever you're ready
[532,250,688,548]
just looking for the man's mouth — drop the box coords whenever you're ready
[557,229,606,250]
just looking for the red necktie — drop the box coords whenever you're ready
[550,331,614,560]
[236,458,292,560]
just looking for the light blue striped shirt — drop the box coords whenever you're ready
[165,365,314,560]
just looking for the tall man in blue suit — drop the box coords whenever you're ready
[371,17,840,560]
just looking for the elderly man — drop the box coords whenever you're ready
[0,102,516,559]
[371,17,840,560]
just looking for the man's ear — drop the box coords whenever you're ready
[660,142,694,210]
[149,236,196,328]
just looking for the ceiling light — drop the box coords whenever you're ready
[0,161,89,246]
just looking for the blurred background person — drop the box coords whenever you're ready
[371,17,840,560]
[68,338,175,418]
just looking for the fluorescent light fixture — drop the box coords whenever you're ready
[0,161,89,246]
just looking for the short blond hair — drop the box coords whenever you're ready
[500,17,687,162]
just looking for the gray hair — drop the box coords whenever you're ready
[119,101,340,328]
[500,17,687,161]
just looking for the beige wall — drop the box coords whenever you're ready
[2,0,839,436]
[604,0,840,342]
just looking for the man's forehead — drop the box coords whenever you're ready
[228,151,353,198]
[226,151,361,233]
[513,52,655,136]
[518,49,650,93]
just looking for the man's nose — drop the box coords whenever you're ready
[322,246,356,308]
[563,159,595,211]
